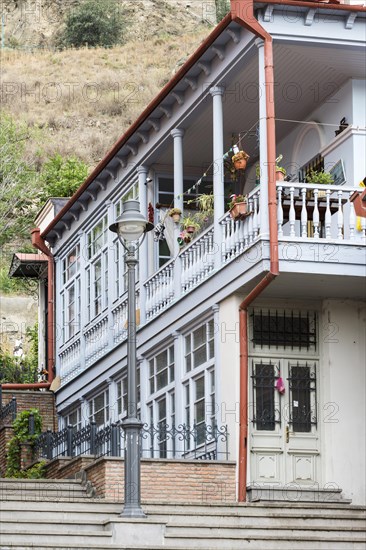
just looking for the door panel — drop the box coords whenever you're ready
[250,359,320,489]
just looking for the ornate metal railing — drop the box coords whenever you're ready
[34,421,229,462]
[0,396,17,426]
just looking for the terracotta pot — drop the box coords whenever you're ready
[276,170,285,181]
[229,202,248,220]
[186,225,196,234]
[350,188,366,218]
[171,213,181,223]
[234,158,247,171]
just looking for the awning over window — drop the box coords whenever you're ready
[8,253,47,278]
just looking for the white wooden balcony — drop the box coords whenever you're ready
[58,183,365,384]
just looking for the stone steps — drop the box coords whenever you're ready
[0,479,365,550]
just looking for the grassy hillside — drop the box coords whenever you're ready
[1,27,210,168]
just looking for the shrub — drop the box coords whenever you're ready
[38,153,88,203]
[5,408,44,478]
[59,0,126,49]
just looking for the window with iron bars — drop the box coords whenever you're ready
[251,309,317,351]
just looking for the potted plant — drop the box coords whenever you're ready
[306,169,334,199]
[182,216,200,234]
[228,194,249,220]
[349,178,366,218]
[177,230,192,246]
[168,207,182,223]
[275,155,287,181]
[196,193,214,216]
[232,150,250,171]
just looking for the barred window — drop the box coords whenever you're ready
[251,309,317,350]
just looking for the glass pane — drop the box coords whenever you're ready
[195,399,205,423]
[291,366,312,433]
[156,350,167,372]
[193,326,205,349]
[185,335,191,353]
[157,369,168,390]
[195,376,205,400]
[193,344,207,367]
[254,363,275,431]
[158,398,166,421]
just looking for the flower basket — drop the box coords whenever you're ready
[230,201,249,220]
[168,208,182,223]
[232,150,249,171]
[186,225,196,234]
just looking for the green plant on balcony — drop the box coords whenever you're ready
[306,169,334,185]
[228,194,249,221]
[182,215,201,233]
[306,169,334,199]
[275,155,287,180]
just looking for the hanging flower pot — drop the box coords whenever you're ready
[168,207,182,223]
[186,225,196,234]
[232,150,249,171]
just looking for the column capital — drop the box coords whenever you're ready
[170,128,185,139]
[172,330,180,339]
[137,165,149,176]
[255,37,264,49]
[210,85,225,97]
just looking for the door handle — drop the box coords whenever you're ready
[286,425,290,443]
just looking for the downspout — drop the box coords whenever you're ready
[1,231,54,392]
[31,228,55,385]
[230,0,279,501]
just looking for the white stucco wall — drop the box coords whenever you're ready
[218,295,242,467]
[321,299,366,505]
[277,78,366,185]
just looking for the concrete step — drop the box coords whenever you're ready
[0,529,113,546]
[0,478,90,501]
[163,535,366,550]
[145,501,366,518]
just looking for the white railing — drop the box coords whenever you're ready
[59,338,82,384]
[220,188,261,264]
[144,260,174,321]
[84,315,109,367]
[181,227,215,294]
[59,184,365,384]
[277,183,366,242]
[112,291,140,344]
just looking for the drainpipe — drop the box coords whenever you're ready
[1,383,51,390]
[230,0,279,501]
[31,228,55,385]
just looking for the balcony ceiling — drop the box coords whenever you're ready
[152,38,366,173]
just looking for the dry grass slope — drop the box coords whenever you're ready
[1,27,210,168]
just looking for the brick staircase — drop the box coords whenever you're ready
[0,478,365,550]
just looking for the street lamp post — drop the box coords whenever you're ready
[109,199,153,518]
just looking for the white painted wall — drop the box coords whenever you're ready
[218,295,242,468]
[321,299,366,505]
[277,78,366,185]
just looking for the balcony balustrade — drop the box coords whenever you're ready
[58,183,365,383]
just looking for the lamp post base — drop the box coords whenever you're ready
[120,505,147,518]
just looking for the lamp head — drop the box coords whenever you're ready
[109,199,154,243]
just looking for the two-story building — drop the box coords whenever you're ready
[12,0,366,505]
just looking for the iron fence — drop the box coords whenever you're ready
[0,396,17,427]
[34,420,229,462]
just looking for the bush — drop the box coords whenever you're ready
[38,154,88,203]
[59,0,126,49]
[0,323,39,384]
[5,409,44,478]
